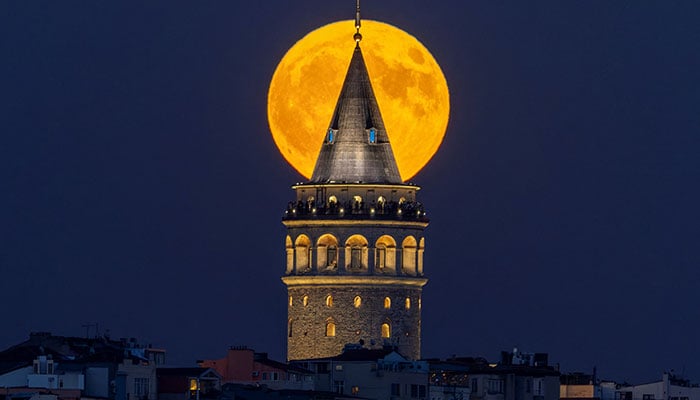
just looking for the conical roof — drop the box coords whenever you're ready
[310,43,402,184]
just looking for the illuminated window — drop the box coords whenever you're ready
[327,128,335,143]
[352,195,363,212]
[384,297,391,309]
[189,378,197,391]
[285,236,294,274]
[353,296,362,308]
[352,386,360,395]
[418,237,425,275]
[351,248,362,269]
[376,246,386,269]
[418,297,422,309]
[375,235,396,271]
[289,296,293,306]
[317,234,339,269]
[377,195,386,213]
[345,234,368,270]
[381,323,391,338]
[402,236,417,275]
[327,246,337,266]
[328,195,338,205]
[295,235,312,272]
[303,295,309,306]
[326,295,333,307]
[369,128,377,143]
[326,322,336,337]
[405,298,411,309]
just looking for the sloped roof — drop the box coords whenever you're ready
[310,43,402,184]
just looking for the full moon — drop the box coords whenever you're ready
[268,20,450,181]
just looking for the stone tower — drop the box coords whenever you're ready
[282,34,428,361]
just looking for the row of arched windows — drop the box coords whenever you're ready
[285,234,424,275]
[288,319,392,339]
[289,295,419,310]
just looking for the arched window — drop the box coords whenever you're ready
[354,296,362,308]
[375,235,397,272]
[405,298,411,310]
[377,196,386,212]
[325,295,333,307]
[345,235,369,271]
[326,321,336,337]
[295,235,312,272]
[317,234,339,270]
[328,195,338,205]
[381,323,391,338]
[352,195,363,212]
[417,237,425,275]
[289,296,293,307]
[384,297,391,309]
[285,236,294,274]
[303,295,309,306]
[402,236,418,275]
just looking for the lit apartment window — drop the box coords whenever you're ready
[303,295,309,306]
[384,297,391,309]
[405,297,411,309]
[289,296,293,306]
[326,295,333,307]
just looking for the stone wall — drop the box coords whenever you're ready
[286,284,423,361]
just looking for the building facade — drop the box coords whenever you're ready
[291,347,429,399]
[282,36,428,361]
[198,346,314,390]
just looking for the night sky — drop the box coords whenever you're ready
[2,1,699,384]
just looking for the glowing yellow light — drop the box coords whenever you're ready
[268,20,450,181]
[189,379,198,391]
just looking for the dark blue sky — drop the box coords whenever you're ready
[2,1,699,383]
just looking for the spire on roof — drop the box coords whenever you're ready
[354,0,362,43]
[309,24,402,184]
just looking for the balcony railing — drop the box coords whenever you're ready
[283,200,428,221]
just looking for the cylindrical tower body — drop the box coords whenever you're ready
[282,183,428,360]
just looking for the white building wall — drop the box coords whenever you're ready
[117,362,157,400]
[0,366,33,388]
[27,373,84,390]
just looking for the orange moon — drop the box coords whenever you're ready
[268,20,450,181]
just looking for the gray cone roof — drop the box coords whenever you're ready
[310,44,403,184]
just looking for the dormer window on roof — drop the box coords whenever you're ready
[369,128,377,144]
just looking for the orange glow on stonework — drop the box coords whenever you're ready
[268,20,450,181]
